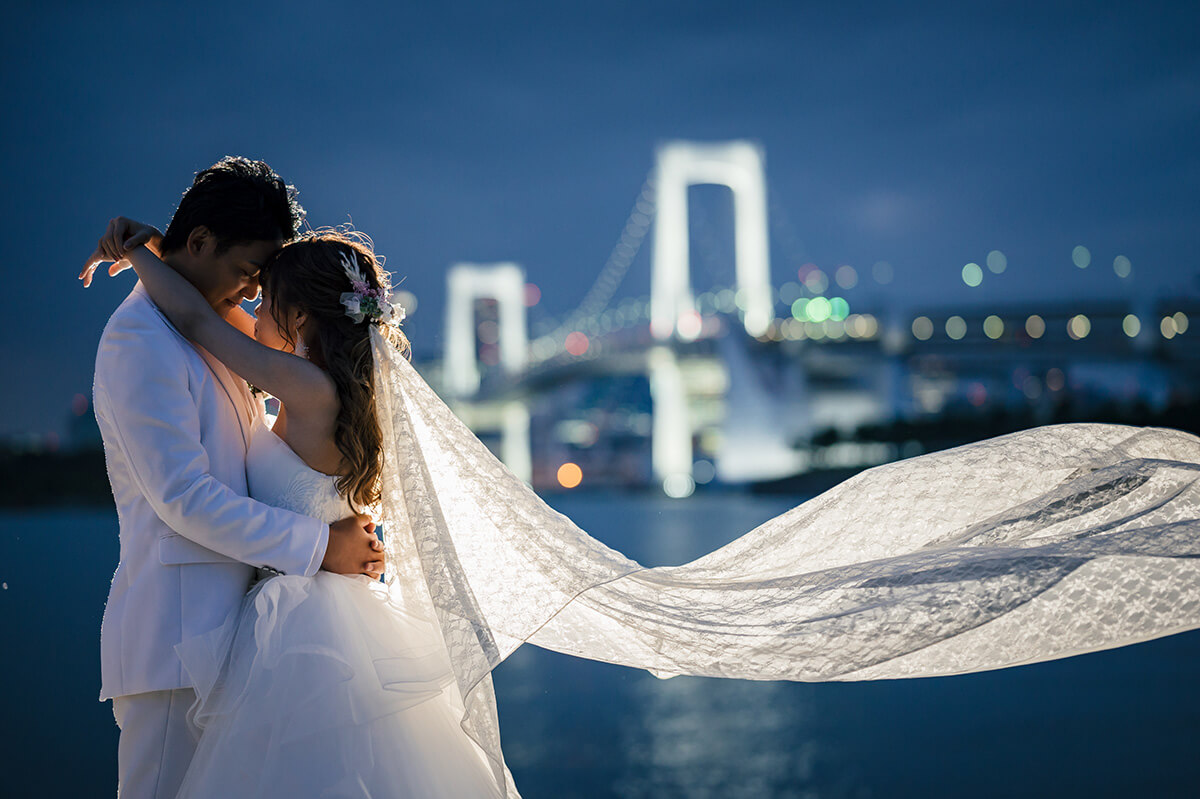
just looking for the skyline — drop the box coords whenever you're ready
[3,1,1198,437]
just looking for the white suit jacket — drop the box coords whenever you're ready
[93,283,329,701]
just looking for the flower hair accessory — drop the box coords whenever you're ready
[338,251,405,325]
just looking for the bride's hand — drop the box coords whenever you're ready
[79,217,163,287]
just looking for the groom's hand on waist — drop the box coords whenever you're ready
[321,513,385,580]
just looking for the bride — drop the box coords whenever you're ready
[86,220,1200,798]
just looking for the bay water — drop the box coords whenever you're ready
[1,493,1197,797]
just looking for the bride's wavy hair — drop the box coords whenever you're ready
[259,229,410,511]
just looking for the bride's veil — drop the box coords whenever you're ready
[370,326,1200,796]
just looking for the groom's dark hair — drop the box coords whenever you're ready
[160,156,306,255]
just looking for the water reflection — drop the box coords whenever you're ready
[614,676,827,799]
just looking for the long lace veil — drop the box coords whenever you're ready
[371,327,1200,796]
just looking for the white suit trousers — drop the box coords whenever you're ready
[113,688,199,798]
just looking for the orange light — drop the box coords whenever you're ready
[557,462,583,489]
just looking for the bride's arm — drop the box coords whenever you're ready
[121,244,337,415]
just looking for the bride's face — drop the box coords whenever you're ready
[254,290,303,353]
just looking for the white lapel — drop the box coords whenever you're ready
[194,345,254,441]
[134,283,254,447]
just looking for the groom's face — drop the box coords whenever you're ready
[191,234,283,317]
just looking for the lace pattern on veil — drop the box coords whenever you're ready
[371,327,1200,796]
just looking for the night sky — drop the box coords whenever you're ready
[2,0,1197,439]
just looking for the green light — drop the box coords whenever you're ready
[807,297,832,323]
[829,297,850,321]
[790,298,809,321]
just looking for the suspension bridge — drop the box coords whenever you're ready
[419,140,1199,496]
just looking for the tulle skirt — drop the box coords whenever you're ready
[175,572,504,798]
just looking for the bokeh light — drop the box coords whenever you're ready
[1026,315,1046,338]
[986,250,1007,274]
[565,331,590,355]
[1072,245,1091,268]
[912,316,934,340]
[834,265,858,289]
[983,315,1004,339]
[1046,368,1066,392]
[807,297,833,323]
[872,260,894,285]
[677,310,703,341]
[1113,255,1132,278]
[693,459,716,485]
[829,297,850,321]
[804,269,829,294]
[962,263,983,287]
[523,283,541,307]
[946,316,967,340]
[791,298,809,320]
[393,289,418,317]
[1173,311,1188,334]
[663,474,695,498]
[1122,314,1141,338]
[478,320,500,345]
[1068,314,1091,340]
[556,462,582,489]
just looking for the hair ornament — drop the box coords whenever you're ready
[338,251,405,326]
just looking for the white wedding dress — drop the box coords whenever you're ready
[174,327,1200,799]
[174,421,505,798]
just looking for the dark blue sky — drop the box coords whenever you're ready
[2,0,1198,438]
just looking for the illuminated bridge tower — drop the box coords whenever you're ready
[648,140,775,493]
[444,262,531,482]
[650,140,773,340]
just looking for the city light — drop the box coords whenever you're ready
[663,473,695,498]
[790,298,809,320]
[565,331,590,356]
[1160,314,1188,339]
[835,265,858,289]
[1068,314,1091,340]
[803,269,829,294]
[912,316,934,340]
[556,462,583,489]
[1122,314,1141,337]
[846,314,879,339]
[1113,255,1132,278]
[677,310,703,341]
[829,297,850,321]
[807,297,833,323]
[693,459,716,485]
[524,283,541,307]
[1046,368,1066,391]
[393,289,418,317]
[983,315,1004,339]
[946,316,967,340]
[1072,245,1091,268]
[962,263,983,287]
[1026,315,1046,338]
[986,250,1007,274]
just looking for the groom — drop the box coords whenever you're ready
[83,157,384,798]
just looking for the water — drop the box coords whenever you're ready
[2,497,1198,797]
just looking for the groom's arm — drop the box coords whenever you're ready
[95,313,330,576]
